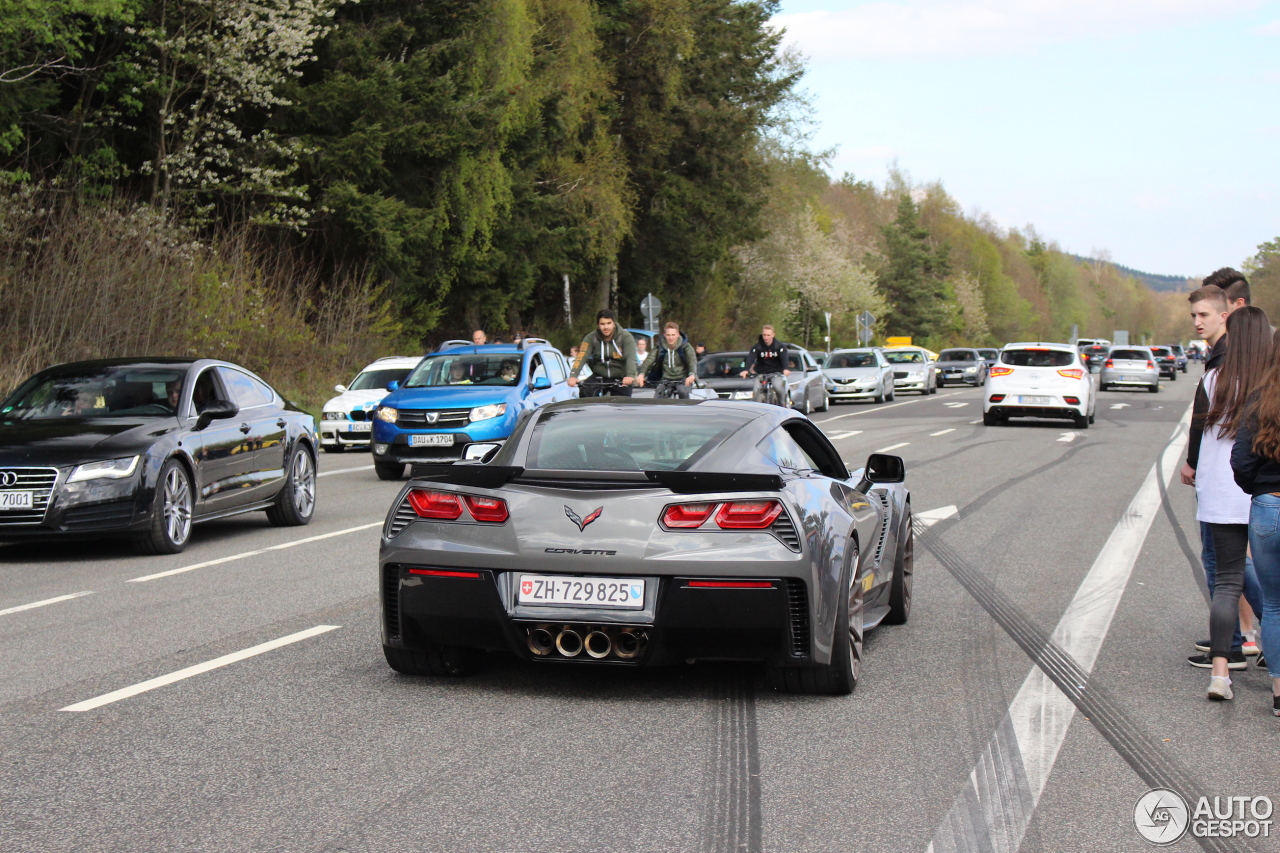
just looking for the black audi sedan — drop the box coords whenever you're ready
[0,358,317,554]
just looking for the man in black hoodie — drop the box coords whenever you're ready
[740,325,793,406]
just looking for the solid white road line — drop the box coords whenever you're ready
[0,591,93,618]
[126,522,382,583]
[914,506,958,529]
[318,465,375,477]
[817,391,962,423]
[943,402,967,408]
[931,429,956,437]
[59,625,342,712]
[1111,403,1130,409]
[826,430,863,440]
[1057,432,1078,443]
[926,404,1191,853]
[875,442,909,453]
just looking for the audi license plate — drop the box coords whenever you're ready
[1018,396,1051,405]
[0,491,34,510]
[518,574,645,609]
[347,422,371,433]
[409,434,453,447]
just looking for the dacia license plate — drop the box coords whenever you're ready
[0,491,34,510]
[409,434,453,447]
[347,422,371,433]
[1018,396,1051,405]
[518,574,645,609]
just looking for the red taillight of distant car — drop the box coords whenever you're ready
[989,394,1006,403]
[1064,396,1081,405]
[463,495,510,523]
[1105,359,1114,368]
[715,500,784,529]
[1057,368,1084,380]
[407,489,464,519]
[662,502,717,528]
[990,366,1014,377]
[1146,361,1155,369]
[662,500,783,530]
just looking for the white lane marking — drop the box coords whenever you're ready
[943,402,967,408]
[0,591,93,617]
[914,505,957,529]
[930,429,956,437]
[60,625,342,712]
[826,430,863,440]
[318,465,375,478]
[816,391,962,423]
[926,404,1191,853]
[1110,403,1129,409]
[1057,432,1078,443]
[126,522,382,583]
[969,419,983,425]
[875,442,909,453]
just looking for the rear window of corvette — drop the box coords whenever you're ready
[526,408,752,472]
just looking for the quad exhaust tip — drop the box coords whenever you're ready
[525,624,648,661]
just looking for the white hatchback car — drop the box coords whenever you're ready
[320,356,422,452]
[983,343,1094,428]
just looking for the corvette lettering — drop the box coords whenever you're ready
[545,548,617,555]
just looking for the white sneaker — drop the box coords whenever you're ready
[1207,676,1233,701]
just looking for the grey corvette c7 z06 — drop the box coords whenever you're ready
[379,398,913,695]
[0,358,317,554]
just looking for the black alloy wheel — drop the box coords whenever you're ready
[137,459,194,555]
[267,444,316,526]
[885,507,913,624]
[375,461,405,481]
[383,643,482,676]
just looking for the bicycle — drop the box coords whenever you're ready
[653,379,686,399]
[750,372,789,407]
[579,377,633,398]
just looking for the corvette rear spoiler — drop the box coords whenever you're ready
[409,464,783,493]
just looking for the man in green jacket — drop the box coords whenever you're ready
[637,321,698,398]
[568,309,638,397]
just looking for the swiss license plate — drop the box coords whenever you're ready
[518,574,645,609]
[347,422,371,433]
[0,491,34,510]
[1018,396,1051,405]
[409,434,453,447]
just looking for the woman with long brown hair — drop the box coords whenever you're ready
[1196,305,1271,700]
[1231,324,1280,716]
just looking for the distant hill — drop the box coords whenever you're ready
[1067,254,1193,292]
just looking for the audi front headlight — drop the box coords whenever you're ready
[375,406,398,424]
[67,456,139,483]
[468,403,507,422]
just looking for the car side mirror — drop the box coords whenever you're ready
[334,384,347,394]
[531,376,551,390]
[864,452,905,484]
[462,442,502,462]
[196,399,239,430]
[386,380,400,392]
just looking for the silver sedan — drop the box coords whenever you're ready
[1099,346,1159,393]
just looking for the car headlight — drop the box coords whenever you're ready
[964,367,976,373]
[375,406,398,424]
[469,403,507,422]
[67,456,139,483]
[323,411,347,421]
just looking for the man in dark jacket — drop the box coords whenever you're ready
[568,309,638,396]
[638,321,698,398]
[739,325,793,406]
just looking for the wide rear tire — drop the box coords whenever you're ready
[136,459,194,555]
[885,507,914,625]
[767,546,862,695]
[383,643,482,676]
[266,444,316,527]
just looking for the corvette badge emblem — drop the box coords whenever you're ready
[565,505,603,532]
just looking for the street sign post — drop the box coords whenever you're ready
[640,293,662,333]
[857,310,876,346]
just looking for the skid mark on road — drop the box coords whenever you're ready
[702,667,761,853]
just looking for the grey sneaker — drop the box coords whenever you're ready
[1188,652,1247,670]
[1207,676,1233,701]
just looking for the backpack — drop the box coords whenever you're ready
[647,334,692,382]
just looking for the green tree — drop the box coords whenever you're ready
[877,193,950,340]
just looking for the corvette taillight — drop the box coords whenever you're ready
[990,366,1014,377]
[463,495,509,523]
[407,489,463,519]
[662,502,717,528]
[715,500,783,529]
[1057,368,1084,380]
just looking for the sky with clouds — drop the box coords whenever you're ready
[770,0,1280,276]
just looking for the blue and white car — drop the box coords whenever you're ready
[371,341,576,479]
[320,356,422,452]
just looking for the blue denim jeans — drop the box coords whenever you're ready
[1201,520,1263,651]
[1246,496,1280,678]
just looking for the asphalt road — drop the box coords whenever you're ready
[3,372,1277,853]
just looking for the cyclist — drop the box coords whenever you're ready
[637,321,699,398]
[568,309,638,397]
[740,325,792,406]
